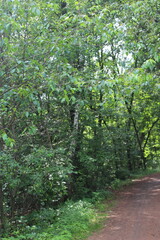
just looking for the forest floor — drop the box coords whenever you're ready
[87,173,160,240]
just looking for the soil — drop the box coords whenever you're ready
[88,173,160,240]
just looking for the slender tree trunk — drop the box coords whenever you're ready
[68,104,80,195]
[125,93,134,170]
[70,104,79,159]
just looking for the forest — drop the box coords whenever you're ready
[0,0,160,239]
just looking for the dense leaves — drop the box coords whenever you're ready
[0,0,160,237]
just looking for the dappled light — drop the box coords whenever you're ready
[0,0,159,239]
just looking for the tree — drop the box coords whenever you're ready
[0,0,159,236]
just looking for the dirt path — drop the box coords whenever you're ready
[88,173,160,240]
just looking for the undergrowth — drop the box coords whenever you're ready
[2,168,159,240]
[1,194,111,240]
[111,168,160,190]
[130,168,160,179]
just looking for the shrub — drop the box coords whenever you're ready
[91,190,113,203]
[115,169,131,180]
[2,200,99,240]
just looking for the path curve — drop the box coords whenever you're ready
[88,173,160,240]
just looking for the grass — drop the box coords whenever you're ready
[2,197,113,240]
[130,168,160,179]
[111,168,160,190]
[2,168,160,240]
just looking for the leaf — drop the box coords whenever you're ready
[28,126,37,135]
[71,96,76,104]
[2,132,8,141]
[142,59,156,71]
[32,7,41,16]
[17,60,22,64]
[25,111,29,118]
[1,132,15,147]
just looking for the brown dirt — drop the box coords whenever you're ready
[88,173,160,240]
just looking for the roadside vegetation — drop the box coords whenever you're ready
[0,0,159,239]
[2,169,160,240]
[1,192,112,240]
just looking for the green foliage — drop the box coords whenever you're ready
[0,0,159,237]
[2,200,100,240]
[22,147,73,203]
[91,190,113,203]
[111,178,132,190]
[130,169,160,179]
[24,208,57,227]
[115,169,131,180]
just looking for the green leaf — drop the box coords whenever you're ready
[28,126,37,135]
[25,111,29,118]
[142,59,156,71]
[1,132,15,147]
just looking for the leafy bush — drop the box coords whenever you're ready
[111,179,122,190]
[22,147,73,204]
[91,190,113,203]
[24,208,58,227]
[115,169,131,180]
[2,200,99,240]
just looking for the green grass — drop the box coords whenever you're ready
[130,168,160,179]
[2,168,160,240]
[111,168,160,190]
[2,198,112,240]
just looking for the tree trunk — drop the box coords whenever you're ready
[68,104,80,195]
